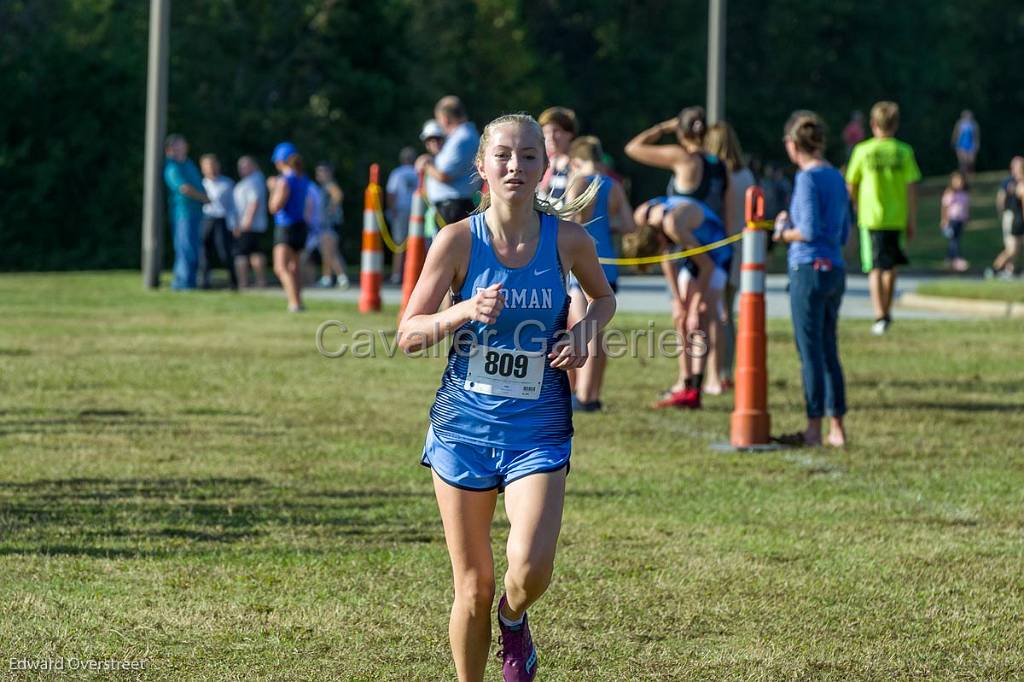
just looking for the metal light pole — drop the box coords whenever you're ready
[142,0,170,289]
[706,0,726,124]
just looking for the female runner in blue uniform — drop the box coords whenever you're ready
[399,114,616,682]
[267,142,311,312]
[564,136,635,411]
[633,196,731,409]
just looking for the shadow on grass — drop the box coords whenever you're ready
[847,377,1024,393]
[864,401,1023,413]
[0,409,285,438]
[0,477,438,559]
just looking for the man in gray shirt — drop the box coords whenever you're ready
[232,155,269,288]
[416,95,480,226]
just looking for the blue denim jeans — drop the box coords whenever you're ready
[172,212,201,289]
[789,263,847,419]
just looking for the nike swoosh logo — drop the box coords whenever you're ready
[533,268,550,276]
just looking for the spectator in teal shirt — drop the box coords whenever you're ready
[163,134,208,289]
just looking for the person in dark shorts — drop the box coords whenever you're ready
[845,101,921,336]
[267,142,311,312]
[989,156,1024,279]
[232,155,269,288]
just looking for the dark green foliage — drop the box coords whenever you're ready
[2,0,1023,270]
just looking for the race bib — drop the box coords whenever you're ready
[464,346,545,400]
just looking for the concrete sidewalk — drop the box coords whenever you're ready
[276,273,976,320]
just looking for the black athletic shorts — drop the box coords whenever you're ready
[233,230,266,257]
[274,221,308,252]
[868,229,909,271]
[435,199,476,227]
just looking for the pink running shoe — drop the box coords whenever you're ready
[496,594,537,681]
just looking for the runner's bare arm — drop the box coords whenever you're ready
[398,222,501,353]
[268,178,289,214]
[609,181,636,234]
[624,120,682,171]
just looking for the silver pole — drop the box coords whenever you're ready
[706,0,726,124]
[142,0,170,289]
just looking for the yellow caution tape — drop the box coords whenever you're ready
[419,191,448,229]
[597,220,774,266]
[377,184,776,266]
[369,184,407,253]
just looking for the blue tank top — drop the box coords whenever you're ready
[274,172,309,227]
[586,175,617,283]
[661,196,731,273]
[956,121,976,152]
[430,212,573,448]
[567,175,617,288]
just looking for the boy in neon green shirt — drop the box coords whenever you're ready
[846,101,921,335]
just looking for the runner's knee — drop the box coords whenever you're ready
[505,545,555,596]
[453,568,496,614]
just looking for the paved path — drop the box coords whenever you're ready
[275,274,975,320]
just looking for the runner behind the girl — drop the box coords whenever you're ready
[398,113,615,682]
[563,135,635,412]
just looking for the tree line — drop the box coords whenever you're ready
[2,0,1022,270]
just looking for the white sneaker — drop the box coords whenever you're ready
[337,277,351,290]
[871,318,889,336]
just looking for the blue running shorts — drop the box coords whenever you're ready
[421,426,571,492]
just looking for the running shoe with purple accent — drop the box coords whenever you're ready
[496,594,537,681]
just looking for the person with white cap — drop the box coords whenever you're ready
[420,120,446,241]
[420,119,446,156]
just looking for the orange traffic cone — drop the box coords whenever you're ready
[730,186,771,447]
[359,164,383,313]
[398,172,428,322]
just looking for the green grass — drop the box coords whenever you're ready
[916,278,1024,304]
[2,272,1023,680]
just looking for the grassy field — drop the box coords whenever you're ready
[2,272,1023,680]
[916,279,1024,303]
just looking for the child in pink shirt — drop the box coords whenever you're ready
[941,171,970,272]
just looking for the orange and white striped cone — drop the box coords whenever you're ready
[359,164,383,313]
[398,172,428,322]
[730,186,771,447]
